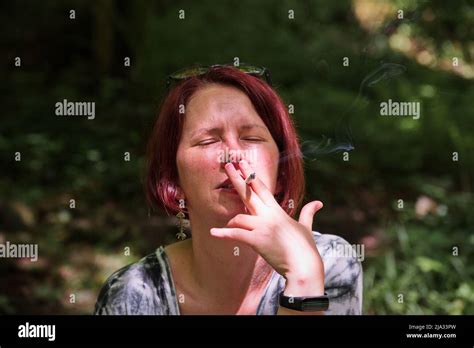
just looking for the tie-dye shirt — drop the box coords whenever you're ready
[94,231,363,315]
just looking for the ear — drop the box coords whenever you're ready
[175,185,185,201]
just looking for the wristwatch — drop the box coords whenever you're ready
[279,291,330,312]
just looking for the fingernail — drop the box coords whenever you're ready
[210,229,221,237]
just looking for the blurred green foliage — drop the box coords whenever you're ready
[364,189,474,314]
[0,0,473,314]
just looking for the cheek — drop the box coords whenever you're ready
[177,149,220,186]
[253,147,279,190]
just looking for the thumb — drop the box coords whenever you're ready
[298,201,323,231]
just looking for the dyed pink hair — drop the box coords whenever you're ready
[146,66,305,218]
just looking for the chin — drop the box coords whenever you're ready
[216,204,247,218]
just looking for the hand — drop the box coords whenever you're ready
[210,159,325,295]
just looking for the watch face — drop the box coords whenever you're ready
[279,292,330,312]
[301,297,329,312]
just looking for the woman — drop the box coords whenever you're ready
[95,65,362,315]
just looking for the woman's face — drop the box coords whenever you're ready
[176,84,280,222]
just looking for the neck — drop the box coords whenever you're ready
[187,213,274,308]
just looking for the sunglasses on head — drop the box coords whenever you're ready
[166,64,272,90]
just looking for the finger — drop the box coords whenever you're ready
[298,201,323,231]
[224,162,266,215]
[227,213,261,230]
[238,159,281,209]
[210,227,255,246]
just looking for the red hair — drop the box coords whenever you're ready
[146,66,305,218]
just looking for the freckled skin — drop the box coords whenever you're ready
[176,84,280,226]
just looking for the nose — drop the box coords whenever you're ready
[221,148,242,167]
[220,137,246,169]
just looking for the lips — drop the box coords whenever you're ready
[216,179,239,196]
[217,179,235,189]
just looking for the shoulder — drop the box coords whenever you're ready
[312,231,363,284]
[311,231,364,314]
[94,248,173,315]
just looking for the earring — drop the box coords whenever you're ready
[176,199,187,240]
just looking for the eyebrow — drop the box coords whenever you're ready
[189,123,268,139]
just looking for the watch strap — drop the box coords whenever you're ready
[279,291,329,312]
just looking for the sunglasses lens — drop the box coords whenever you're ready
[171,67,209,80]
[167,64,270,89]
[238,66,263,75]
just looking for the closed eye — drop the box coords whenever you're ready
[243,137,264,142]
[196,139,218,146]
[196,138,264,146]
